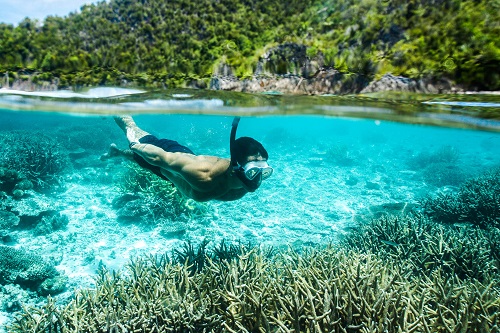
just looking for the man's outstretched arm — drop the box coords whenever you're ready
[126,127,216,183]
[129,142,193,172]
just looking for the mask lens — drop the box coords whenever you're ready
[245,167,260,180]
[242,161,273,181]
[261,167,273,180]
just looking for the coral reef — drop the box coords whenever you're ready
[0,131,69,190]
[325,143,360,167]
[33,213,69,236]
[6,170,500,332]
[0,211,19,242]
[408,145,467,187]
[0,167,32,198]
[408,146,460,169]
[173,240,253,275]
[113,164,208,227]
[0,284,34,313]
[342,213,499,282]
[57,123,120,153]
[420,169,500,228]
[0,245,61,291]
[8,244,500,332]
[158,219,188,239]
[7,197,60,229]
[422,162,468,187]
[37,276,69,296]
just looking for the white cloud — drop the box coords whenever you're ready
[0,0,102,25]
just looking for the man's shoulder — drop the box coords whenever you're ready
[174,154,229,178]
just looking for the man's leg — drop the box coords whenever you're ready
[114,116,150,139]
[100,116,150,160]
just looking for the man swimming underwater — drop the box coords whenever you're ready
[102,116,273,202]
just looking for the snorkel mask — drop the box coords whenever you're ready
[230,117,273,192]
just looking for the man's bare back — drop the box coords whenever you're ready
[107,116,272,202]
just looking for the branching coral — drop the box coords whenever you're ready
[113,163,209,227]
[173,239,256,276]
[422,162,468,187]
[341,213,499,282]
[8,244,500,332]
[0,131,69,190]
[419,168,500,228]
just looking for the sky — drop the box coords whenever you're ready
[0,0,101,26]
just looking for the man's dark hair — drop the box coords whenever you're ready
[233,137,268,165]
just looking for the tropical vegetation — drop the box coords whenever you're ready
[0,0,498,90]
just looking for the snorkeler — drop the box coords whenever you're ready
[102,116,273,202]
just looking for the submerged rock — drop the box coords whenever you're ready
[112,193,141,209]
[38,275,68,296]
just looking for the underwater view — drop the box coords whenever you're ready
[0,88,499,332]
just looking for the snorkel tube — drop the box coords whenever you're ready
[229,116,262,192]
[230,116,241,170]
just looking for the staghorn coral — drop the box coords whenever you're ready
[341,213,499,282]
[420,168,500,228]
[8,244,500,332]
[173,239,256,276]
[422,162,468,187]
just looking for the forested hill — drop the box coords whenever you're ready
[0,0,499,91]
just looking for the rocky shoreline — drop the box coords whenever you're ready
[208,72,463,95]
[0,72,473,96]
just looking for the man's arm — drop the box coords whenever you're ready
[126,126,225,184]
[129,142,197,173]
[126,127,193,174]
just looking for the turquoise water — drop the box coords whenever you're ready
[0,87,499,329]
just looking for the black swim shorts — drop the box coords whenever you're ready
[133,134,195,180]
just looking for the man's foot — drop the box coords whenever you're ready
[100,143,122,160]
[114,116,149,139]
